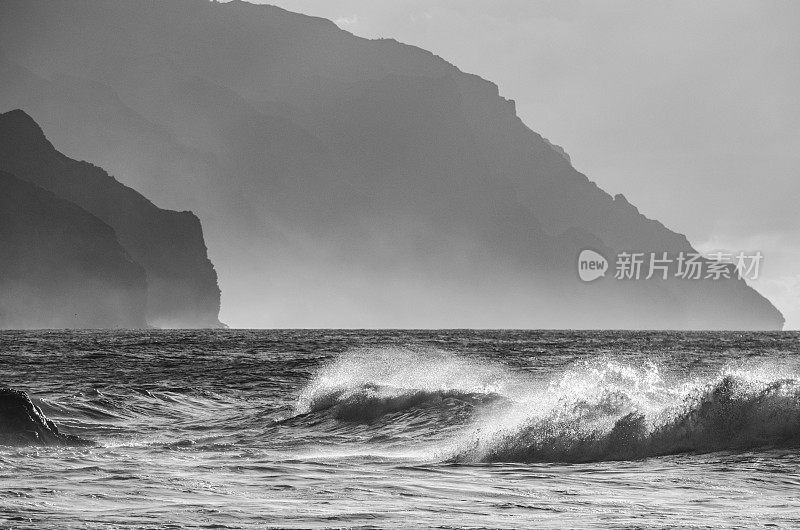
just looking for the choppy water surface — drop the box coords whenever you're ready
[1,330,799,528]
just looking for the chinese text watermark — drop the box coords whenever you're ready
[578,250,763,282]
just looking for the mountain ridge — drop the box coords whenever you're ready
[0,169,148,329]
[0,0,783,329]
[0,109,224,328]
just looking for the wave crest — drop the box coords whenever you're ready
[301,383,502,423]
[295,349,800,463]
[454,371,800,463]
[294,348,515,423]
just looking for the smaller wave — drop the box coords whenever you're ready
[299,382,502,423]
[0,387,92,447]
[293,347,518,423]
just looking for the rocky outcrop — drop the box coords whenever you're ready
[0,387,91,446]
[0,110,223,328]
[0,170,147,329]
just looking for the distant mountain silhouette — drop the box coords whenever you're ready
[0,0,783,329]
[0,110,222,328]
[0,170,147,328]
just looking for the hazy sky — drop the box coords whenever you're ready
[263,0,800,328]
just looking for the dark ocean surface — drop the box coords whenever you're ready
[1,330,799,528]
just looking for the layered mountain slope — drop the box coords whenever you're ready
[0,0,783,329]
[0,171,147,329]
[0,110,222,328]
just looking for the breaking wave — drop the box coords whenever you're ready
[294,348,800,463]
[455,372,800,463]
[294,347,514,423]
[297,383,502,423]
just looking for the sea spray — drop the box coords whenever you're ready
[294,347,521,417]
[453,359,800,463]
[292,349,800,463]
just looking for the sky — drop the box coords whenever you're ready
[264,0,800,329]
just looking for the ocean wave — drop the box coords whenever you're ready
[452,363,800,463]
[0,387,92,446]
[295,349,800,462]
[293,348,516,423]
[298,383,503,423]
[18,384,258,449]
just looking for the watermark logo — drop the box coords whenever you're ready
[578,249,608,282]
[578,249,763,282]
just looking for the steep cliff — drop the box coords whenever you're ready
[0,0,783,329]
[0,110,222,328]
[0,170,147,329]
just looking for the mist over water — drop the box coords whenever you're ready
[0,0,784,330]
[1,330,799,528]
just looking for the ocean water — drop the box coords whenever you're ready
[1,330,799,529]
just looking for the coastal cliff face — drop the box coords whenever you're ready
[0,0,784,329]
[0,110,222,328]
[0,170,147,329]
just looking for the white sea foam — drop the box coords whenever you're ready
[295,348,800,463]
